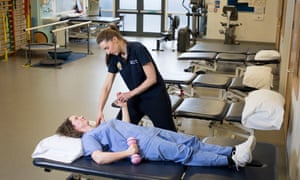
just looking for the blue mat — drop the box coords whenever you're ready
[32,52,87,67]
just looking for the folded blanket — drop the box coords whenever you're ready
[242,89,284,130]
[32,134,83,163]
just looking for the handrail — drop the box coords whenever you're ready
[23,20,69,32]
[52,21,92,33]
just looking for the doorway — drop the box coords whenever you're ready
[116,0,165,36]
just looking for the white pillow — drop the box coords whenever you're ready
[32,134,83,163]
[242,89,285,130]
[242,66,273,89]
[255,50,280,61]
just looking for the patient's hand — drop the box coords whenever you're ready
[113,99,128,108]
[127,144,139,155]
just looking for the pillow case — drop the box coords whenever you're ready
[32,134,83,163]
[242,89,285,130]
[254,50,280,61]
[242,66,273,89]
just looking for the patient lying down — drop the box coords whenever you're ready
[56,100,256,170]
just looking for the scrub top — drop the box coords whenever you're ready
[82,119,160,157]
[107,41,166,98]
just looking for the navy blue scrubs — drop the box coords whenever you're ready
[107,42,176,131]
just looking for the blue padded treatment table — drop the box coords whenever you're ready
[175,97,230,122]
[33,157,185,180]
[183,142,278,180]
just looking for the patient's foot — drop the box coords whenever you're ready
[238,135,256,152]
[232,136,256,169]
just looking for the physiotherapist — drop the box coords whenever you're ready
[95,25,176,132]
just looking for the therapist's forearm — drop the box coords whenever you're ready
[99,73,115,111]
[98,89,109,111]
[98,82,113,111]
[130,77,157,97]
[129,62,157,97]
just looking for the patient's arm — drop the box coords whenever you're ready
[114,100,130,123]
[121,105,130,123]
[91,144,138,164]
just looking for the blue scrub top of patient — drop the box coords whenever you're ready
[82,119,160,157]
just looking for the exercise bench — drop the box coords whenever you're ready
[33,141,278,180]
[184,140,278,180]
[177,52,218,73]
[192,74,233,99]
[175,97,230,136]
[162,71,198,97]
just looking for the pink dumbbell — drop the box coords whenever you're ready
[127,137,142,164]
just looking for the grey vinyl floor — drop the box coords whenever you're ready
[0,37,287,180]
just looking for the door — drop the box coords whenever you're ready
[116,0,165,36]
[283,0,300,136]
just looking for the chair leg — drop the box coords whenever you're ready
[152,39,164,51]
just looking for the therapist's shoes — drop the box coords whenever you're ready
[232,135,256,170]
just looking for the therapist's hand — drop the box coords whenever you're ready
[96,111,105,126]
[117,91,132,102]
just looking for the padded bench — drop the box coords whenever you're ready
[175,97,230,133]
[227,77,257,101]
[177,52,218,72]
[162,71,198,97]
[192,74,233,99]
[33,157,185,180]
[33,141,278,180]
[216,53,247,64]
[184,142,278,180]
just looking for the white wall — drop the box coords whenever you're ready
[205,0,278,43]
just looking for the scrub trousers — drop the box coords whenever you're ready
[143,130,233,166]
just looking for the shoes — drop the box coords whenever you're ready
[232,135,256,170]
[238,135,256,152]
